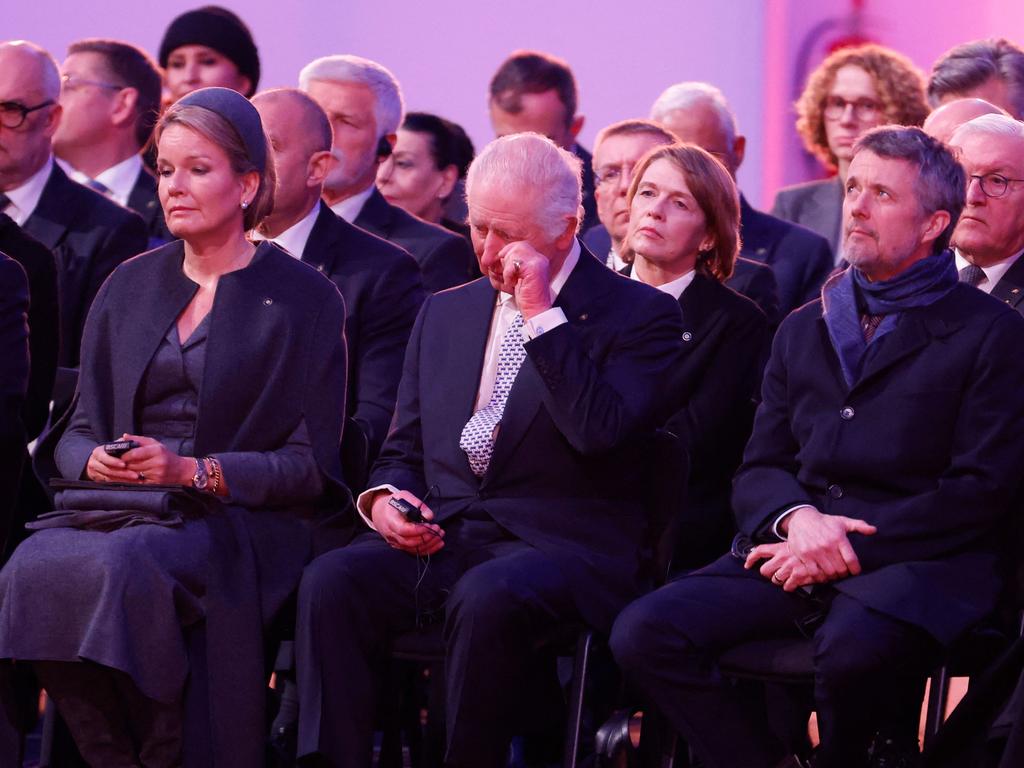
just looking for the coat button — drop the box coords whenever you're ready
[827,483,844,499]
[840,406,855,420]
[682,331,693,342]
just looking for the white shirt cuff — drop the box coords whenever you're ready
[771,504,816,540]
[356,483,400,531]
[522,307,568,340]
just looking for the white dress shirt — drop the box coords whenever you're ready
[607,245,628,273]
[954,248,1024,294]
[58,154,143,208]
[329,184,376,224]
[251,203,320,258]
[1,156,53,226]
[629,265,694,300]
[355,240,582,528]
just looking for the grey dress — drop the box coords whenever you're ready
[0,313,320,703]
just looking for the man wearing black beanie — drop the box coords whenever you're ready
[159,5,259,102]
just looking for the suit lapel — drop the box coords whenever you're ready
[126,169,160,228]
[484,248,609,481]
[353,188,396,239]
[301,203,343,276]
[853,310,960,392]
[24,166,73,249]
[679,274,729,350]
[806,178,843,251]
[990,255,1024,309]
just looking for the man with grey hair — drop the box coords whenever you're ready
[612,126,1024,767]
[948,113,1024,314]
[0,40,147,368]
[651,81,833,318]
[295,133,686,767]
[299,54,475,292]
[928,38,1024,119]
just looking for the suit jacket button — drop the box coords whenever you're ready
[682,331,693,342]
[840,406,855,420]
[827,483,844,499]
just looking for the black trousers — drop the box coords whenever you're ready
[295,517,581,768]
[610,555,941,768]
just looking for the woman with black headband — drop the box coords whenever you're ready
[159,5,260,103]
[0,88,349,766]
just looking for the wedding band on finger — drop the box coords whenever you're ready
[512,259,522,276]
[138,472,145,482]
[772,572,785,584]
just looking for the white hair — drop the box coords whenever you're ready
[466,133,583,238]
[0,40,60,100]
[650,81,737,144]
[298,54,404,138]
[950,112,1024,143]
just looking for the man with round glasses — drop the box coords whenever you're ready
[948,113,1024,312]
[0,40,147,368]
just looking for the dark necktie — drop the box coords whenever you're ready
[959,263,986,288]
[86,178,112,197]
[861,313,883,343]
[0,192,9,214]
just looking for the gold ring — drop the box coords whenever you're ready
[772,572,785,584]
[513,259,522,274]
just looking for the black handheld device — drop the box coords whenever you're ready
[103,439,140,458]
[388,495,423,523]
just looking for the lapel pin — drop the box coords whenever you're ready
[1011,288,1020,295]
[263,297,273,306]
[682,331,693,341]
[578,312,589,321]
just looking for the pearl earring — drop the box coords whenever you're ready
[240,200,249,210]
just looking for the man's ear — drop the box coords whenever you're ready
[555,215,579,250]
[732,135,746,173]
[307,150,335,187]
[920,209,951,247]
[41,102,62,138]
[569,114,584,142]
[109,87,139,131]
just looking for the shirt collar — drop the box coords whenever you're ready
[328,184,376,223]
[955,247,1024,292]
[57,154,142,207]
[4,155,53,226]
[253,202,321,258]
[629,264,695,299]
[498,238,581,307]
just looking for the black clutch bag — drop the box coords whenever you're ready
[27,479,218,532]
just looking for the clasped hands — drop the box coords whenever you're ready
[744,506,877,592]
[86,433,194,485]
[370,489,445,556]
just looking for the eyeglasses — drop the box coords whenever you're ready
[968,173,1024,199]
[60,74,126,93]
[594,162,638,188]
[0,99,55,130]
[823,96,881,122]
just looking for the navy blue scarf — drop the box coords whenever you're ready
[821,251,958,386]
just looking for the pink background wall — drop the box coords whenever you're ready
[7,0,1024,208]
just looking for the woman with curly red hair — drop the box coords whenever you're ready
[772,44,929,261]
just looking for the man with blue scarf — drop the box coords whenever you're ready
[610,126,1024,768]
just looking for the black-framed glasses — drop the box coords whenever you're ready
[968,173,1024,199]
[60,74,126,93]
[0,99,55,130]
[823,95,881,121]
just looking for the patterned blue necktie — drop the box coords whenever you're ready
[86,178,112,197]
[459,311,527,476]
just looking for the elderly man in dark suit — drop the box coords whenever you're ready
[294,133,686,768]
[54,39,169,247]
[611,126,1024,768]
[253,88,424,480]
[0,41,147,369]
[652,82,834,320]
[298,54,476,293]
[947,113,1024,314]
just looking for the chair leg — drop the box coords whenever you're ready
[923,666,951,751]
[562,631,593,768]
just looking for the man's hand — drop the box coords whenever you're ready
[370,489,445,555]
[781,505,876,580]
[498,242,553,320]
[745,541,824,592]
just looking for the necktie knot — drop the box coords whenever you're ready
[959,263,986,288]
